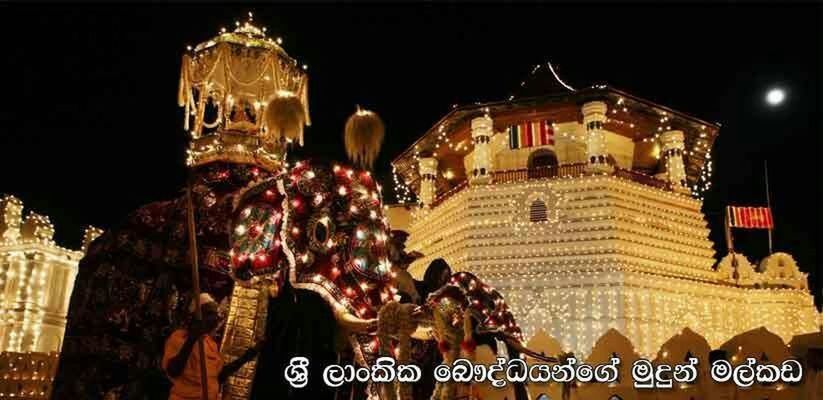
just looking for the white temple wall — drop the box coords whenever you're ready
[0,249,79,353]
[0,196,86,354]
[403,176,819,359]
[492,145,539,171]
[605,131,635,169]
[553,136,587,165]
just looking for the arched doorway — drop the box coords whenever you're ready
[528,149,558,178]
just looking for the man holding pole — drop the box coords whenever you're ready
[162,293,223,400]
[162,293,263,400]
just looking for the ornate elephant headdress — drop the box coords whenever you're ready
[228,159,397,365]
[428,271,524,342]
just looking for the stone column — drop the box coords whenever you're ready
[469,115,493,185]
[659,130,691,194]
[581,101,612,173]
[7,254,33,352]
[0,252,23,351]
[418,157,439,208]
[25,252,47,352]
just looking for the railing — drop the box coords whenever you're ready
[428,163,671,208]
[613,167,672,191]
[0,352,59,399]
[492,163,588,183]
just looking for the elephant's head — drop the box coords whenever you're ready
[227,159,396,361]
[424,272,523,351]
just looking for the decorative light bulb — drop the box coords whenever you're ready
[235,225,247,236]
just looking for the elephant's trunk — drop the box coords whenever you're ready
[503,336,558,363]
[335,307,377,334]
[376,302,419,400]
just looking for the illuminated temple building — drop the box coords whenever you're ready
[0,195,101,398]
[387,73,821,363]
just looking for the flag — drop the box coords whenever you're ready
[509,124,520,148]
[727,206,774,229]
[508,120,554,149]
[524,121,533,147]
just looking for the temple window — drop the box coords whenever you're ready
[530,199,548,222]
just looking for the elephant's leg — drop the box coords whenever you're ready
[458,309,477,400]
[376,335,398,400]
[376,302,419,400]
[430,307,463,400]
[395,336,412,400]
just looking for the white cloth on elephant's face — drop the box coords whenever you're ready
[393,268,420,303]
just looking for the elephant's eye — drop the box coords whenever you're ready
[307,212,336,253]
[314,221,328,243]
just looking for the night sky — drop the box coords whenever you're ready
[2,5,820,303]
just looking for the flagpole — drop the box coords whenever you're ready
[764,160,774,255]
[724,207,735,254]
[724,207,741,285]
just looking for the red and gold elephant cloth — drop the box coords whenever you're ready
[229,159,396,366]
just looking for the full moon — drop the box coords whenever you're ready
[766,88,786,106]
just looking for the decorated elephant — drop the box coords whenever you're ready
[53,17,551,398]
[54,142,551,400]
[53,161,271,399]
[53,120,552,400]
[218,157,554,400]
[380,266,555,400]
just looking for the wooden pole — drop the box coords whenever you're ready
[724,208,739,284]
[186,175,210,400]
[724,206,735,254]
[764,160,774,255]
